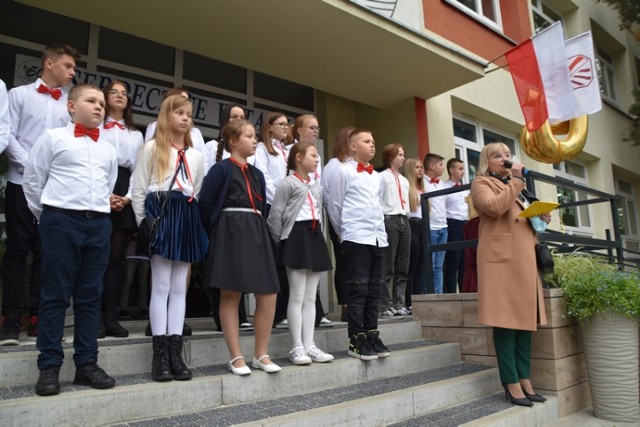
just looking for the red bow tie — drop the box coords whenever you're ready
[37,84,62,100]
[429,178,440,184]
[357,163,373,174]
[74,123,100,142]
[104,121,126,130]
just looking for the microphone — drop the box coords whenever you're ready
[503,160,528,176]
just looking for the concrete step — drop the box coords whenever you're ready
[387,393,559,426]
[0,317,422,388]
[122,365,500,426]
[0,340,459,427]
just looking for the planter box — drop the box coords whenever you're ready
[412,289,591,416]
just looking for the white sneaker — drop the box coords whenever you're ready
[397,307,410,316]
[305,345,334,363]
[289,347,312,365]
[318,317,333,327]
[275,319,288,329]
[382,309,396,318]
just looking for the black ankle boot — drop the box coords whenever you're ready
[105,311,129,338]
[151,335,173,382]
[168,335,192,380]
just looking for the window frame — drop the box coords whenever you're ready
[553,160,594,235]
[530,0,563,33]
[596,46,618,104]
[615,176,640,254]
[445,0,503,31]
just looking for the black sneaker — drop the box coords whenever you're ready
[35,366,60,396]
[348,333,378,361]
[27,315,38,339]
[367,330,390,358]
[73,359,115,389]
[0,318,20,346]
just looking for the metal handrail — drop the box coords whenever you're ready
[420,170,627,292]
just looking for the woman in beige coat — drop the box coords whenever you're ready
[470,142,549,407]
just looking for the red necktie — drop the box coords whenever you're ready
[454,182,461,187]
[392,170,406,209]
[357,163,373,174]
[104,121,126,130]
[429,178,440,184]
[37,84,62,100]
[74,123,100,142]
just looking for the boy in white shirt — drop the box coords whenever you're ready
[1,44,81,346]
[23,83,118,396]
[0,79,8,153]
[424,153,448,294]
[444,158,469,294]
[327,129,389,361]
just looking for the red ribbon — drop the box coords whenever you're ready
[293,172,317,231]
[229,158,263,215]
[104,121,126,130]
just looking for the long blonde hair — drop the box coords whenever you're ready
[289,114,316,144]
[403,158,425,213]
[477,142,510,177]
[152,95,193,182]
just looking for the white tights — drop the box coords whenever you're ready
[149,255,190,336]
[286,267,320,349]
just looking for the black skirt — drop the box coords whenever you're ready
[109,166,136,230]
[277,221,333,272]
[204,210,280,294]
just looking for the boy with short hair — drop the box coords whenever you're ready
[1,44,81,345]
[444,158,469,294]
[327,129,390,360]
[424,153,448,294]
[23,83,118,396]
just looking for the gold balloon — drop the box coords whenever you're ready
[519,116,588,164]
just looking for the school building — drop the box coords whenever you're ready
[1,0,639,310]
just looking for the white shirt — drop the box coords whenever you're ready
[203,139,255,174]
[131,140,205,225]
[408,188,424,219]
[6,78,70,184]
[424,177,448,230]
[101,117,144,200]
[23,122,118,220]
[294,182,321,224]
[379,168,410,216]
[327,160,388,247]
[321,157,347,210]
[445,180,469,221]
[0,80,9,154]
[144,120,205,153]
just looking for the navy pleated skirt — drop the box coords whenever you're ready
[144,191,208,262]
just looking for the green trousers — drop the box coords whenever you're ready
[493,327,532,384]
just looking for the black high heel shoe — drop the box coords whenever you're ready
[523,389,547,403]
[502,383,533,407]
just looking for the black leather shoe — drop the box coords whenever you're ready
[523,390,547,402]
[73,359,115,389]
[502,383,533,407]
[35,366,60,396]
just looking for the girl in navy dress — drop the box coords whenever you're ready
[200,119,281,376]
[267,142,334,365]
[101,80,143,338]
[132,95,207,382]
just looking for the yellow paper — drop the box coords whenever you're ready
[519,201,560,218]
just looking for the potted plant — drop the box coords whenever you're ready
[546,252,640,422]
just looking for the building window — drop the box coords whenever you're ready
[447,0,501,29]
[530,0,562,33]
[596,47,617,103]
[615,177,640,254]
[452,117,517,183]
[554,160,592,233]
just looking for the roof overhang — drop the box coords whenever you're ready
[20,0,487,108]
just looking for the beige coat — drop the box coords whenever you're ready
[470,175,547,331]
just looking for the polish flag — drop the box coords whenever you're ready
[565,32,602,116]
[506,22,576,131]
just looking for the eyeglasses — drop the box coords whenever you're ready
[108,89,128,97]
[307,126,320,132]
[272,121,289,127]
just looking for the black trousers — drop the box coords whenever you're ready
[2,182,41,319]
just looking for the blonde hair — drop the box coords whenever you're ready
[403,158,425,213]
[152,94,193,183]
[290,114,317,144]
[477,142,511,177]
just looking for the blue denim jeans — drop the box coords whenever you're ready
[430,228,448,294]
[37,209,111,369]
[444,218,466,294]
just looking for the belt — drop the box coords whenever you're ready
[44,205,109,219]
[222,207,262,216]
[409,217,423,222]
